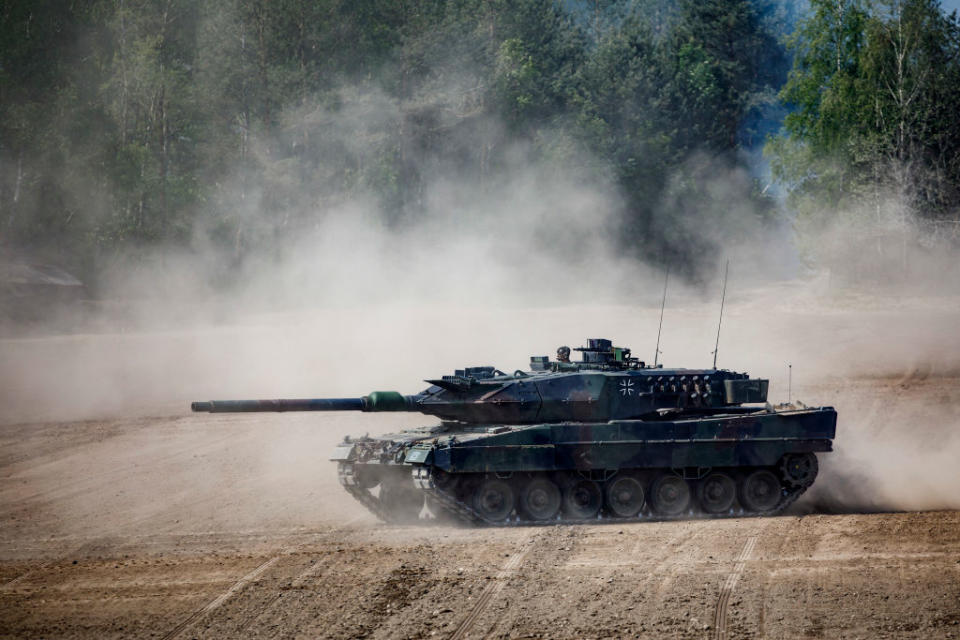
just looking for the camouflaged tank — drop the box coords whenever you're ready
[192,338,836,525]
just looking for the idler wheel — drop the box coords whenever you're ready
[650,474,691,516]
[473,478,515,522]
[697,472,736,514]
[562,479,603,519]
[338,462,378,490]
[779,453,818,488]
[604,475,645,518]
[519,477,562,521]
[739,469,782,512]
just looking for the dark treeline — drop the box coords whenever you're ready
[1,0,959,290]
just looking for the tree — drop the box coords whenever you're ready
[668,0,784,153]
[768,0,960,221]
[573,2,783,274]
[103,0,201,242]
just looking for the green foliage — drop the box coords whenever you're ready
[571,1,783,271]
[669,0,783,151]
[17,0,951,286]
[768,0,960,222]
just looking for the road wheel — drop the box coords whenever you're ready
[562,478,603,519]
[519,477,562,521]
[697,472,736,514]
[473,478,515,522]
[779,453,818,488]
[650,474,691,516]
[604,475,645,518]
[739,469,782,512]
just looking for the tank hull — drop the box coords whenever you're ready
[332,405,836,525]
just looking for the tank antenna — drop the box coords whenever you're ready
[788,363,792,404]
[653,267,669,367]
[711,260,729,369]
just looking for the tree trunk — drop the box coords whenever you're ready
[158,80,168,220]
[119,0,129,145]
[256,1,270,127]
[6,152,24,229]
[157,0,173,224]
[835,0,846,73]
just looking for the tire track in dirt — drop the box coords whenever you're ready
[161,555,282,640]
[238,557,344,637]
[713,535,758,640]
[261,553,384,639]
[0,538,115,591]
[1,559,54,590]
[237,555,333,634]
[157,517,366,639]
[448,539,534,640]
[645,526,709,602]
[611,523,711,624]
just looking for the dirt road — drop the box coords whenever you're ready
[2,375,959,639]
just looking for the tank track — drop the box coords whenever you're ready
[413,467,809,527]
[338,462,403,524]
[339,461,814,527]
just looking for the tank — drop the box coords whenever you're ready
[192,338,836,525]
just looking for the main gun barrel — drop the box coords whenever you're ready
[190,391,412,414]
[192,398,365,412]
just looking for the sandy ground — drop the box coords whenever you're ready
[1,374,959,640]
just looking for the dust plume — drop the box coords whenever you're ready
[801,372,960,513]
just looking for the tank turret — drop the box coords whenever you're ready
[192,338,769,424]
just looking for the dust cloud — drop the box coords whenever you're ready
[805,379,960,514]
[3,79,960,523]
[3,280,959,522]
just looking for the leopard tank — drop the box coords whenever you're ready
[192,338,835,525]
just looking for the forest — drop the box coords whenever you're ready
[2,0,959,291]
